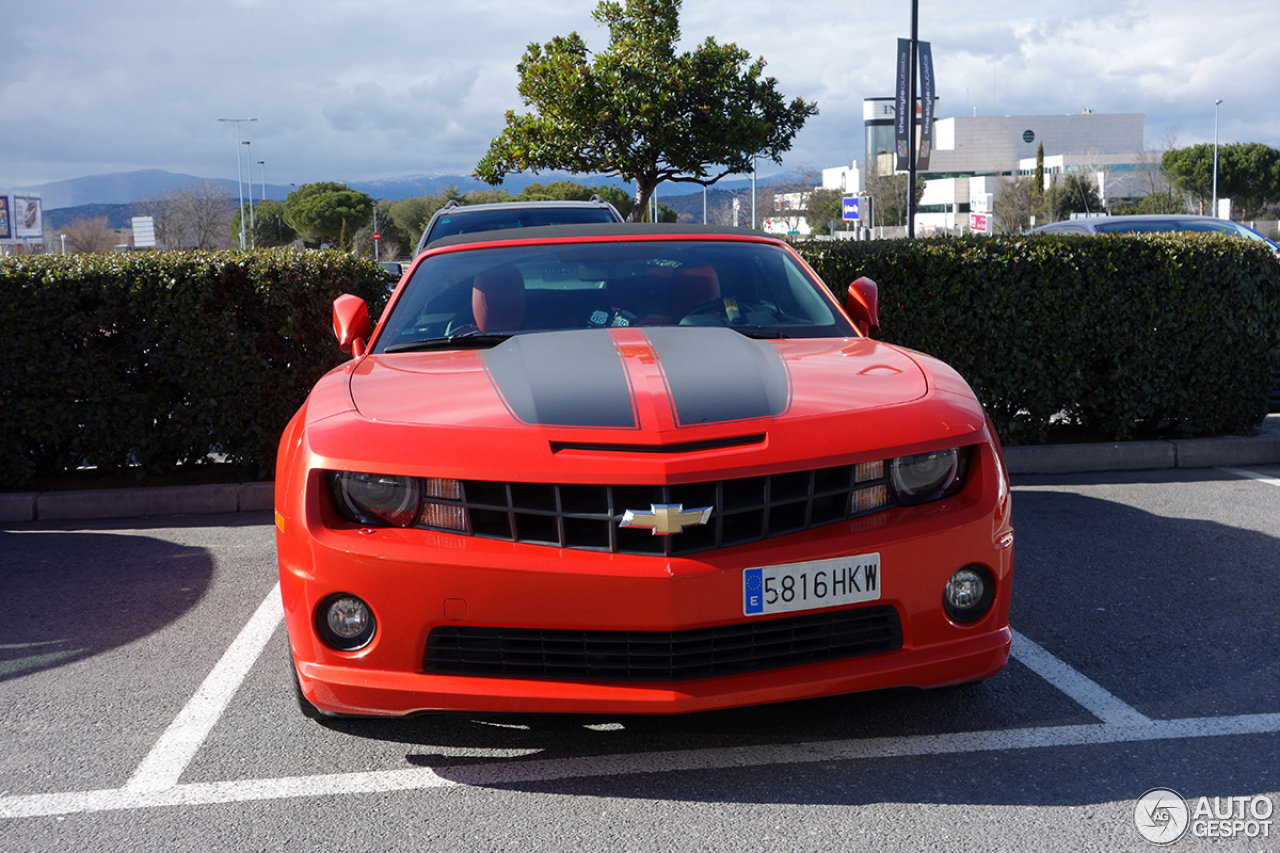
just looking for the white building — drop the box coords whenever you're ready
[861,98,1158,232]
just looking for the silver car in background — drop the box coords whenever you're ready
[1028,214,1280,252]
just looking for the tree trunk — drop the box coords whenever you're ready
[631,178,657,223]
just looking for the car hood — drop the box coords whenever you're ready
[348,327,928,430]
[303,326,987,483]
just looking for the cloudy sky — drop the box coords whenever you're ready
[2,0,1277,190]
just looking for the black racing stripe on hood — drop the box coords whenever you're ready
[644,327,791,426]
[480,331,637,428]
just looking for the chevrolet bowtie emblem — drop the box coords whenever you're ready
[620,503,713,536]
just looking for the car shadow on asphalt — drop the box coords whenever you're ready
[0,528,214,682]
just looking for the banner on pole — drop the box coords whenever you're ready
[894,38,911,172]
[917,41,935,170]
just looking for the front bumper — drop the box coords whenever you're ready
[277,447,1014,718]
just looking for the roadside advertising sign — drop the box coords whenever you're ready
[970,213,991,234]
[842,197,861,221]
[917,42,935,169]
[0,196,10,239]
[894,39,911,171]
[13,195,42,239]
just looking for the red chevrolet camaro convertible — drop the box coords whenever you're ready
[275,223,1014,718]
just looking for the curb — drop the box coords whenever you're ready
[2,418,1277,524]
[1,481,273,524]
[1004,423,1280,475]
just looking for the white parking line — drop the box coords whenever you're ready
[4,712,1279,818]
[1221,467,1280,488]
[2,574,1275,819]
[124,583,283,792]
[1010,630,1152,726]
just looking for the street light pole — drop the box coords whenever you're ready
[1212,99,1222,218]
[907,0,919,238]
[243,141,255,247]
[217,118,256,249]
[258,161,266,205]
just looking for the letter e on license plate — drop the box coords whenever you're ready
[743,553,881,616]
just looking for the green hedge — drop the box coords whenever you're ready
[797,234,1280,445]
[3,238,1276,490]
[0,250,389,489]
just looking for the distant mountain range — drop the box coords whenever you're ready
[11,168,786,211]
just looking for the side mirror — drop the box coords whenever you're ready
[333,294,372,356]
[845,276,880,338]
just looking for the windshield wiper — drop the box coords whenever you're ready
[729,327,789,339]
[384,331,512,353]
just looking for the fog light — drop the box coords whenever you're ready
[318,594,376,651]
[943,565,994,623]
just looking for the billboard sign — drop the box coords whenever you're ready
[842,197,861,221]
[969,213,991,234]
[0,196,10,239]
[13,195,42,239]
[132,216,156,248]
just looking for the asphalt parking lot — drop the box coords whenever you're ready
[2,466,1278,852]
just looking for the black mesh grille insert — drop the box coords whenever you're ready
[415,462,895,556]
[424,606,902,681]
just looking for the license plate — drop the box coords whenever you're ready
[743,553,881,616]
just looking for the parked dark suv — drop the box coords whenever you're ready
[414,198,625,256]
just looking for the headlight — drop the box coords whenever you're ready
[328,471,469,531]
[889,448,969,505]
[329,472,421,527]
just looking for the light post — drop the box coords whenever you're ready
[257,161,266,204]
[217,118,256,249]
[751,154,757,230]
[907,0,919,238]
[243,141,255,247]
[1212,98,1222,218]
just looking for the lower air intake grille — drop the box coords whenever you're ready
[424,606,902,681]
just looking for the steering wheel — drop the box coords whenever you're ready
[444,318,478,336]
[677,298,774,326]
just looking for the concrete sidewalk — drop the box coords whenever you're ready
[2,416,1278,524]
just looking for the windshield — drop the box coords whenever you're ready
[374,239,853,353]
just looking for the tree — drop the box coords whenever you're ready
[61,217,118,254]
[1217,142,1280,219]
[234,199,297,248]
[1163,144,1214,214]
[134,180,235,250]
[864,169,924,227]
[353,201,404,259]
[473,0,817,221]
[283,182,374,249]
[1042,173,1103,222]
[804,188,846,236]
[386,187,468,239]
[993,176,1043,234]
[1034,143,1045,196]
[1163,142,1280,218]
[513,180,637,219]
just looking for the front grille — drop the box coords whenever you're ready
[422,462,892,556]
[423,606,903,681]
